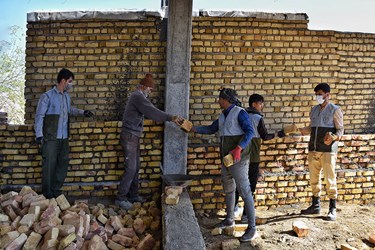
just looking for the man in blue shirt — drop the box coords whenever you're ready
[191,88,258,242]
[34,68,93,199]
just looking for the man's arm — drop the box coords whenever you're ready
[34,94,49,138]
[238,110,255,149]
[194,120,219,135]
[333,108,344,138]
[136,94,172,122]
[257,118,276,141]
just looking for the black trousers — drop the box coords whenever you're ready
[41,139,69,199]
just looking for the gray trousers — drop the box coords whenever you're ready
[222,155,256,229]
[117,131,140,201]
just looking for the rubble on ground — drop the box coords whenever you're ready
[0,186,161,250]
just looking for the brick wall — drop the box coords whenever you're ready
[1,11,375,212]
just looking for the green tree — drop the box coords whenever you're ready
[0,25,25,124]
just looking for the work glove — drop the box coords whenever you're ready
[36,137,43,145]
[277,130,286,138]
[230,145,242,163]
[171,115,184,126]
[84,110,94,117]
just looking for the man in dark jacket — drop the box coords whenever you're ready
[116,73,183,210]
[235,94,285,222]
[34,68,93,199]
[300,83,344,221]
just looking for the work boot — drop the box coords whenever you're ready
[301,196,321,215]
[240,214,248,224]
[327,199,337,221]
[240,227,259,242]
[115,199,133,210]
[215,218,234,229]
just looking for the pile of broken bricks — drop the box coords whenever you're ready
[0,186,162,250]
[164,186,183,205]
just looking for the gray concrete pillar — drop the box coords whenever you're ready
[163,0,193,174]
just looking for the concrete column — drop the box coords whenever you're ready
[163,0,193,174]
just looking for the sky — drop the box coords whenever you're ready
[1,0,375,45]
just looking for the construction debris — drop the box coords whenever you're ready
[0,186,161,249]
[292,220,309,238]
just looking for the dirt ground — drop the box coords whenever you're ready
[197,202,375,250]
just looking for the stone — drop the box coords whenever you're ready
[223,226,235,236]
[133,218,146,235]
[165,186,183,196]
[292,220,309,237]
[136,234,155,250]
[222,239,241,250]
[211,227,222,235]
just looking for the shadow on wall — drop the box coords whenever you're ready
[366,89,375,133]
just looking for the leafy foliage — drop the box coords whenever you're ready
[0,26,25,124]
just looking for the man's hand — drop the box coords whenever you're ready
[230,145,242,163]
[277,130,286,138]
[324,132,337,145]
[84,110,94,117]
[171,115,184,126]
[35,137,43,145]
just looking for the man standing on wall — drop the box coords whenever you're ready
[116,73,183,210]
[35,68,94,199]
[190,88,258,242]
[235,94,286,223]
[300,83,344,221]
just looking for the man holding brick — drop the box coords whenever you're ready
[34,68,94,199]
[190,88,258,242]
[300,83,344,221]
[116,73,183,210]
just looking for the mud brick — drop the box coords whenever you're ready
[11,216,21,229]
[19,214,36,228]
[0,191,18,202]
[148,207,161,218]
[56,224,75,237]
[41,239,59,249]
[341,244,357,250]
[150,220,160,231]
[1,198,19,210]
[23,232,42,250]
[137,234,155,250]
[0,224,12,236]
[112,234,133,247]
[292,220,309,237]
[222,239,241,250]
[107,239,124,250]
[104,220,115,237]
[30,199,49,211]
[44,227,59,241]
[49,198,58,207]
[76,216,85,238]
[165,186,183,196]
[133,218,146,235]
[56,194,71,211]
[283,124,298,134]
[40,204,61,221]
[4,205,17,221]
[19,186,36,197]
[29,205,41,221]
[75,236,85,250]
[165,194,179,205]
[179,119,193,132]
[90,220,100,232]
[88,235,108,250]
[17,225,30,234]
[0,213,10,222]
[63,242,77,250]
[223,153,234,167]
[223,226,235,236]
[62,213,80,227]
[0,231,20,249]
[81,214,90,238]
[211,227,222,235]
[4,233,27,250]
[39,216,62,228]
[118,227,136,238]
[58,233,76,250]
[110,216,124,231]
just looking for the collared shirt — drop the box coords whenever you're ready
[196,104,254,149]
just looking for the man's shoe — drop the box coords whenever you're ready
[115,199,133,210]
[215,218,234,229]
[301,196,321,215]
[128,196,146,203]
[327,199,337,221]
[240,214,248,224]
[240,227,259,242]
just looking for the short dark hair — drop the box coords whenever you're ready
[314,83,330,93]
[248,94,264,106]
[57,68,74,83]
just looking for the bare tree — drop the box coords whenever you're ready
[0,26,25,124]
